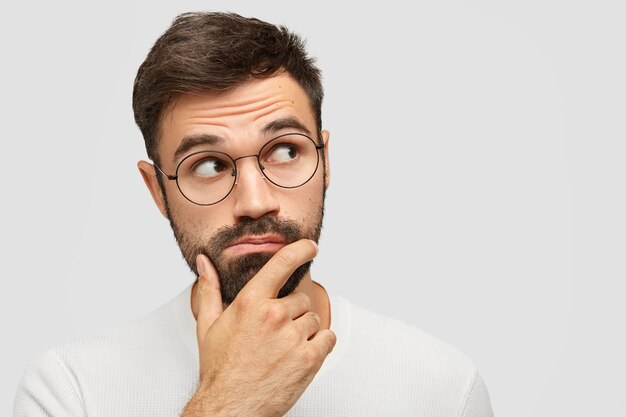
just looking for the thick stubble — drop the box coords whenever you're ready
[164,194,324,305]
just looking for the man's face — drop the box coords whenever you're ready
[139,72,330,305]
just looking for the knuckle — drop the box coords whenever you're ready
[298,293,312,311]
[308,312,321,327]
[264,303,288,324]
[235,293,252,309]
[197,282,208,296]
[300,346,321,369]
[326,330,338,350]
[285,325,301,345]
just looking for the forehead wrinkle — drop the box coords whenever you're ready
[180,98,302,135]
[184,96,291,119]
[179,116,229,129]
[251,100,300,123]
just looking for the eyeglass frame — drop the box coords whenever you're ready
[152,132,326,206]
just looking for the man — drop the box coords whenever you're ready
[15,12,493,417]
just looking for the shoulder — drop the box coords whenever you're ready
[15,346,85,416]
[51,290,188,365]
[14,285,196,416]
[337,294,476,371]
[326,294,494,416]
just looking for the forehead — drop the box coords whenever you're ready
[157,73,316,163]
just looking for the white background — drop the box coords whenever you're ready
[2,1,625,416]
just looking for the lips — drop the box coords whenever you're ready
[230,234,287,246]
[225,234,288,256]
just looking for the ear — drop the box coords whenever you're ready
[321,129,330,189]
[137,160,169,219]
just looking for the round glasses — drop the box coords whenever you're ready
[154,133,325,206]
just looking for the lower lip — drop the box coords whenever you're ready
[226,242,286,256]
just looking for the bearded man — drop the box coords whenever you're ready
[15,12,494,417]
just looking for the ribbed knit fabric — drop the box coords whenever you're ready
[14,284,493,416]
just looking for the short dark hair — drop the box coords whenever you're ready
[132,12,324,164]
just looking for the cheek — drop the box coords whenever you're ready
[167,195,229,238]
[278,175,325,219]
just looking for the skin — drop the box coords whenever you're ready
[137,72,336,416]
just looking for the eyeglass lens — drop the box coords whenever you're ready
[175,133,320,205]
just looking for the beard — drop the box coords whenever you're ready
[164,197,325,305]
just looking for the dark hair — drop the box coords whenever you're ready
[132,12,324,164]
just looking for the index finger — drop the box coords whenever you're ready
[241,239,318,299]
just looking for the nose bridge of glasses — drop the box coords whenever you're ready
[233,153,265,183]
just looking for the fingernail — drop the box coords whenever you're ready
[196,255,205,277]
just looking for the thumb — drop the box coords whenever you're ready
[195,253,224,340]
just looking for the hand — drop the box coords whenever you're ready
[182,239,337,417]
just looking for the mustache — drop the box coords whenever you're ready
[210,216,302,253]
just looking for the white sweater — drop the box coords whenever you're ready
[14,285,493,416]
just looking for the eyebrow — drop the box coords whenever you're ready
[172,116,312,164]
[173,133,225,164]
[261,116,312,136]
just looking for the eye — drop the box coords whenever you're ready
[266,144,299,163]
[192,157,230,178]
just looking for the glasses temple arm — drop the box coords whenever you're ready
[153,163,177,181]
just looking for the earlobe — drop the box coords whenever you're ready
[321,130,330,189]
[137,160,169,219]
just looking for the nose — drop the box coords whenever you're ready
[231,156,280,220]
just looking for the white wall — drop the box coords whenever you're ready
[2,1,625,416]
